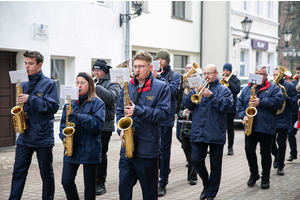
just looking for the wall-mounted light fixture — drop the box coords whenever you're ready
[233,16,253,46]
[276,28,293,52]
[120,1,144,27]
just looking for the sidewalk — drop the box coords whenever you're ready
[1,124,300,200]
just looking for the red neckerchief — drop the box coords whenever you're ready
[130,78,152,92]
[247,79,271,95]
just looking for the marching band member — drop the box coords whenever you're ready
[182,64,233,200]
[237,65,282,189]
[9,51,60,200]
[60,72,105,200]
[272,67,298,176]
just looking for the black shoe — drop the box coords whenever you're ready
[277,169,284,176]
[200,189,207,200]
[207,197,215,200]
[261,178,270,189]
[189,180,197,185]
[273,160,278,169]
[158,186,166,197]
[96,180,106,195]
[286,155,297,161]
[247,174,260,187]
[227,147,234,155]
[186,162,188,167]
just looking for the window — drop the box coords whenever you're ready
[256,51,262,66]
[243,1,251,12]
[172,1,185,19]
[267,1,274,19]
[51,59,66,109]
[240,51,245,76]
[257,1,264,16]
[267,54,270,75]
[267,52,274,76]
[173,55,188,75]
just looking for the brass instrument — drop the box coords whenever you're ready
[183,62,202,82]
[274,66,291,115]
[244,84,258,136]
[116,59,135,159]
[11,81,28,134]
[293,74,297,80]
[191,79,210,104]
[220,66,239,87]
[62,98,75,157]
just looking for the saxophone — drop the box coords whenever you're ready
[244,84,258,136]
[62,99,75,157]
[116,59,135,159]
[11,82,28,134]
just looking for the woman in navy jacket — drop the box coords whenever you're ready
[59,72,105,200]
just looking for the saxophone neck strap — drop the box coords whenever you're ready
[28,78,42,95]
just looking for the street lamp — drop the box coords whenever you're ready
[276,28,293,52]
[283,46,298,74]
[120,1,144,27]
[233,16,253,46]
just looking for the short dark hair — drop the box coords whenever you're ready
[23,51,44,64]
[296,65,300,71]
[133,52,153,64]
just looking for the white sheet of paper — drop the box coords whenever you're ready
[152,61,160,71]
[9,70,29,84]
[110,68,130,84]
[248,73,263,84]
[60,85,79,100]
[187,76,203,88]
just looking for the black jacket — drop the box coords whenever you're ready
[95,73,121,133]
[226,74,240,114]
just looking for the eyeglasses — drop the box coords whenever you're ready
[255,73,267,76]
[133,64,150,69]
[203,71,216,76]
[76,81,87,86]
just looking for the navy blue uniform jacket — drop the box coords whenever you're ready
[116,73,171,158]
[276,79,298,129]
[182,79,233,145]
[159,65,181,126]
[59,97,105,164]
[17,70,59,147]
[237,80,283,135]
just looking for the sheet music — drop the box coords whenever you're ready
[187,76,203,88]
[110,68,130,84]
[60,85,79,100]
[152,61,160,71]
[248,73,263,84]
[9,70,29,84]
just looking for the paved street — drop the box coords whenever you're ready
[1,124,300,200]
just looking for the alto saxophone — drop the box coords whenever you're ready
[11,81,28,134]
[244,84,258,136]
[62,99,75,157]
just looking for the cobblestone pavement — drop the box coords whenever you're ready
[1,124,300,200]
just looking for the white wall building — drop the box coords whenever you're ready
[0,1,126,145]
[130,1,201,74]
[202,1,279,84]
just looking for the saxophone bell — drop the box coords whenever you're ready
[63,99,75,157]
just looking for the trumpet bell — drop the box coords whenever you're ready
[191,94,201,104]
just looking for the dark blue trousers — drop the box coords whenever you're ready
[9,144,54,200]
[61,162,97,200]
[119,155,159,200]
[288,114,298,157]
[191,142,224,198]
[96,131,112,181]
[159,126,173,187]
[245,131,273,179]
[272,128,288,169]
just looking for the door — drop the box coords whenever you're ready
[0,51,16,147]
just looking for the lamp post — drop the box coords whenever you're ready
[120,1,144,27]
[233,16,253,46]
[276,28,293,52]
[283,46,300,74]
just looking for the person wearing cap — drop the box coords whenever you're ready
[60,72,105,200]
[156,49,181,197]
[222,63,240,155]
[285,75,293,83]
[272,67,298,176]
[92,59,121,195]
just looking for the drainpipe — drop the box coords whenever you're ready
[125,1,130,60]
[200,1,203,70]
[226,1,230,63]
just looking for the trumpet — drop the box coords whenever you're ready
[190,79,210,104]
[220,66,239,87]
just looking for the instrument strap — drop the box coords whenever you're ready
[134,83,145,104]
[28,78,42,95]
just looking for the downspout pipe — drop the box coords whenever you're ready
[125,1,130,60]
[200,1,203,70]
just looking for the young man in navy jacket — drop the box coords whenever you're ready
[237,65,283,189]
[116,52,171,200]
[9,51,60,200]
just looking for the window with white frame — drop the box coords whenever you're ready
[267,52,274,76]
[172,1,192,21]
[51,58,66,109]
[240,51,245,76]
[257,1,264,16]
[243,1,251,12]
[239,48,250,77]
[173,55,188,75]
[256,51,262,66]
[267,1,274,20]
